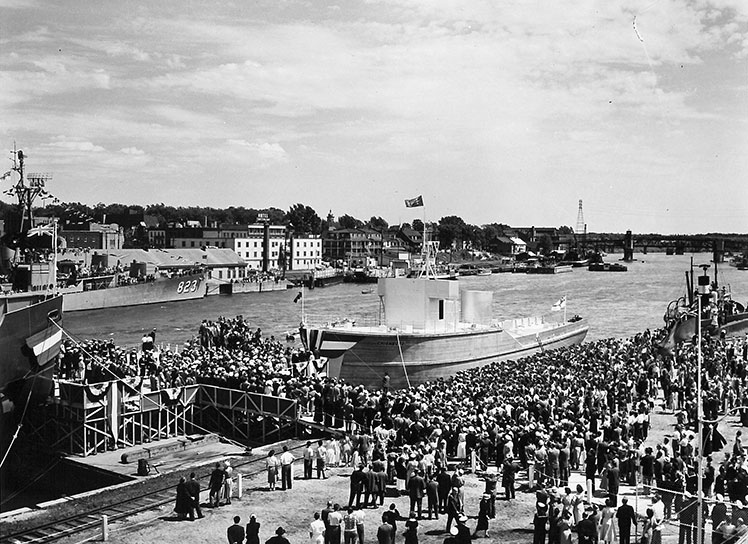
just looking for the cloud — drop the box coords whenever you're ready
[47,138,105,153]
[227,139,289,165]
[120,147,145,155]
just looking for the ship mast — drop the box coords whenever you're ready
[10,146,51,232]
[4,145,54,264]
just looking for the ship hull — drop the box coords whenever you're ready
[1,294,63,396]
[61,274,205,312]
[301,319,588,389]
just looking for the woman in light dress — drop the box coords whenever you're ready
[598,499,617,544]
[326,438,339,468]
[341,436,353,467]
[309,512,325,544]
[456,428,467,460]
[266,450,280,491]
[572,484,586,527]
[222,460,234,505]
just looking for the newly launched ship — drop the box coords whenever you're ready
[300,275,588,389]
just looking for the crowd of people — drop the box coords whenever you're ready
[57,313,748,543]
[56,315,316,392]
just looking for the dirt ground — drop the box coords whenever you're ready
[54,404,742,544]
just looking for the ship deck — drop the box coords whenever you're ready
[310,316,572,337]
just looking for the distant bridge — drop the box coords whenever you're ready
[575,233,748,257]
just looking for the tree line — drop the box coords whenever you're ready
[0,200,573,251]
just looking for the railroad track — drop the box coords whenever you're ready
[4,440,307,544]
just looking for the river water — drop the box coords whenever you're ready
[64,253,748,348]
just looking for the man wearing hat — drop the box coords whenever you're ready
[473,493,491,538]
[576,509,598,544]
[445,487,461,534]
[407,469,426,519]
[265,526,290,544]
[455,514,471,544]
[503,455,519,500]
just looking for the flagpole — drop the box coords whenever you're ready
[697,294,703,544]
[301,282,306,324]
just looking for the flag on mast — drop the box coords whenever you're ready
[404,195,424,208]
[551,296,566,311]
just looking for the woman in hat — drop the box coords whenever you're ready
[404,512,418,544]
[246,515,261,544]
[473,493,491,538]
[174,476,191,520]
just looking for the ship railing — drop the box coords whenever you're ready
[496,314,561,330]
[304,314,382,329]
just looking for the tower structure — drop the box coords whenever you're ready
[575,199,586,235]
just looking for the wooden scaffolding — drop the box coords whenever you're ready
[23,380,299,457]
[194,384,298,445]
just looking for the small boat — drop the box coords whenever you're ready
[305,267,345,289]
[361,288,374,294]
[457,264,480,276]
[729,253,748,270]
[526,263,573,274]
[588,262,628,272]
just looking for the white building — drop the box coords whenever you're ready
[233,224,285,270]
[290,236,322,270]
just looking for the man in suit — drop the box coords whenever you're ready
[209,462,226,508]
[349,464,367,509]
[227,516,245,544]
[364,464,378,507]
[185,472,203,520]
[503,455,519,500]
[407,469,427,519]
[616,497,636,544]
[376,513,394,544]
[445,487,461,533]
[607,461,621,506]
[436,466,451,513]
[425,474,439,520]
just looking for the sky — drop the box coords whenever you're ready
[0,0,747,234]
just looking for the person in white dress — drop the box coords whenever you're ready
[598,499,617,543]
[310,512,325,544]
[456,429,467,460]
[223,461,234,505]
